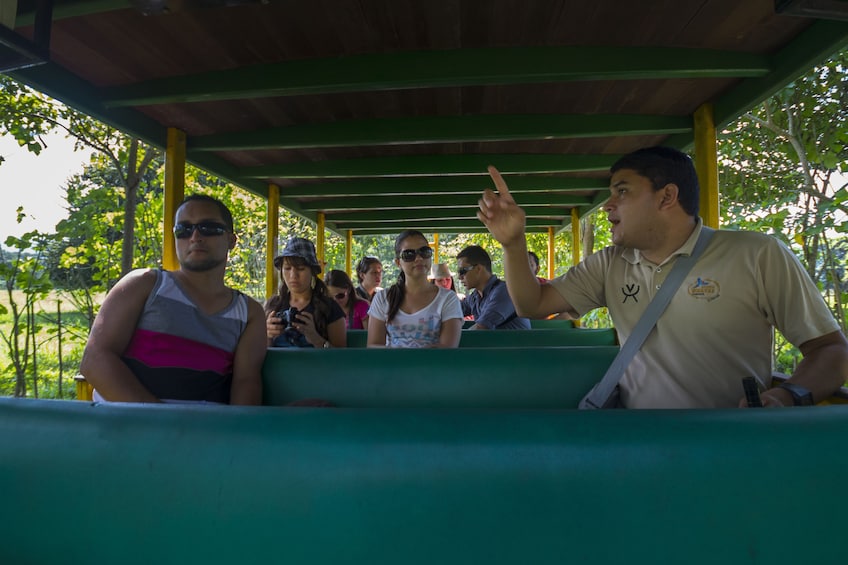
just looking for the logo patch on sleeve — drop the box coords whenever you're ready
[688,277,720,301]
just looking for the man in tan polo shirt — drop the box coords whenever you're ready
[478,146,848,408]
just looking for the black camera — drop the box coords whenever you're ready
[274,307,309,347]
[276,306,300,327]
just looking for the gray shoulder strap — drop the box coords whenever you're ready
[579,228,715,409]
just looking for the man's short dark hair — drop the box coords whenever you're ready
[457,245,492,272]
[610,146,700,217]
[178,194,234,232]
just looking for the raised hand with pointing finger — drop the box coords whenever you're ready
[477,165,528,249]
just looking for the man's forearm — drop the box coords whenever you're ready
[501,240,542,318]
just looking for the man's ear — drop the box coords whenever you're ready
[658,183,679,210]
[228,232,237,250]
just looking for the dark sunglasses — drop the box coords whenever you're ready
[173,221,228,239]
[333,292,347,300]
[399,246,434,262]
[457,265,476,277]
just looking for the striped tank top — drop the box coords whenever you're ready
[121,270,249,403]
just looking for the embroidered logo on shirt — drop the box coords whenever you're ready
[621,283,640,303]
[688,277,720,301]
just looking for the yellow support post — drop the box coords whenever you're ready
[432,232,440,262]
[316,212,325,279]
[546,226,555,280]
[266,184,280,300]
[346,230,353,275]
[74,375,93,401]
[694,103,720,228]
[570,209,580,268]
[570,211,582,326]
[163,128,186,271]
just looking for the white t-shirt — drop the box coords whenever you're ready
[369,287,463,348]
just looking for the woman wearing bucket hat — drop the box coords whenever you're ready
[265,237,346,348]
[367,230,462,348]
[428,263,458,291]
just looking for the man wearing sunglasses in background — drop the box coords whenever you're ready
[80,195,267,405]
[456,245,530,330]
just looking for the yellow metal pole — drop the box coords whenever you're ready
[266,184,280,300]
[570,209,580,268]
[316,212,325,279]
[693,103,720,228]
[346,230,353,275]
[74,375,93,401]
[163,128,186,271]
[546,226,555,280]
[570,212,582,326]
[433,232,440,262]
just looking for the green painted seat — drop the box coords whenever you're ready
[262,346,619,408]
[3,398,848,565]
[529,318,576,329]
[346,328,617,348]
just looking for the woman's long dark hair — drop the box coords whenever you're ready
[385,229,427,324]
[264,256,332,338]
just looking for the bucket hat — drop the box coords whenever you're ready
[274,237,321,273]
[428,263,453,279]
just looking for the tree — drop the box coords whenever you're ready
[718,48,848,334]
[1,76,161,277]
[0,227,53,397]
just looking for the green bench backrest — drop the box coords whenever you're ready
[262,346,619,408]
[346,327,617,348]
[3,398,847,565]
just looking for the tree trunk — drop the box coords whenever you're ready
[120,139,141,277]
[29,302,38,398]
[57,301,64,398]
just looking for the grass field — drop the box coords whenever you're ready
[0,289,96,399]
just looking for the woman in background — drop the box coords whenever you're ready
[354,256,383,302]
[367,230,462,348]
[428,263,458,292]
[325,269,370,330]
[265,237,346,348]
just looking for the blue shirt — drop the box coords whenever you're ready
[461,275,530,330]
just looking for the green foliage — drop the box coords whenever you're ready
[718,48,848,336]
[0,230,54,397]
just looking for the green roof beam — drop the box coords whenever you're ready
[101,47,770,108]
[192,114,691,151]
[276,176,608,197]
[243,154,619,179]
[299,193,591,211]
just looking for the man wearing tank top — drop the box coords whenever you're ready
[80,195,267,404]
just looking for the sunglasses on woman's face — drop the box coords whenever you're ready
[173,221,228,239]
[399,246,433,262]
[333,292,347,300]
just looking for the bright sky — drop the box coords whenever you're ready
[0,133,93,241]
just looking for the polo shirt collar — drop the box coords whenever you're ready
[480,274,499,295]
[622,217,705,266]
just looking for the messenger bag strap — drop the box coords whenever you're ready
[580,227,715,409]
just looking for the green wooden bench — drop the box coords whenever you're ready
[529,318,576,329]
[346,327,617,348]
[3,397,847,565]
[262,346,618,408]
